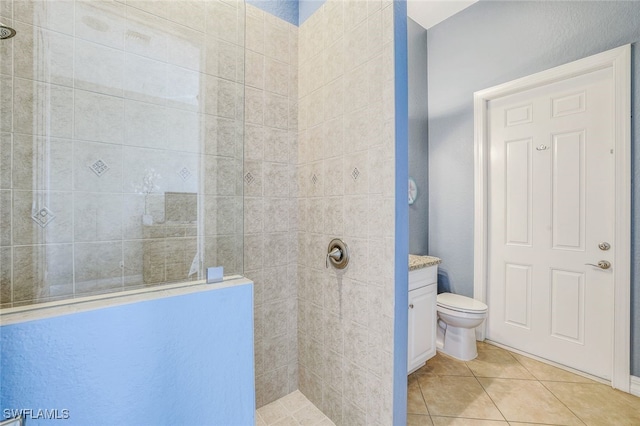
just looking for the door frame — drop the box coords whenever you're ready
[472,45,631,391]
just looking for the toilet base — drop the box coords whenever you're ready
[436,322,479,361]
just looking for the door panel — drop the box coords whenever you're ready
[487,67,614,380]
[552,131,585,250]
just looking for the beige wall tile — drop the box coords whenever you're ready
[75,0,126,49]
[124,53,167,105]
[0,76,11,133]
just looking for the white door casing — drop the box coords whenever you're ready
[473,45,631,391]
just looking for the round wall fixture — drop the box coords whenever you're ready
[326,238,349,269]
[408,177,417,205]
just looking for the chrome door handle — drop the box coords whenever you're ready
[585,261,611,270]
[409,304,414,309]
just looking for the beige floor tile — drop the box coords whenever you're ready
[478,378,582,425]
[407,413,434,426]
[543,381,640,426]
[417,375,504,420]
[280,390,313,412]
[292,402,326,425]
[408,375,429,414]
[510,353,593,383]
[466,344,536,380]
[414,352,474,377]
[256,412,268,426]
[258,400,290,425]
[431,417,508,426]
[271,416,301,426]
[316,419,336,426]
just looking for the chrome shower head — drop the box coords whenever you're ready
[0,22,16,40]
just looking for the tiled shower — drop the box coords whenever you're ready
[0,1,399,424]
[0,0,246,305]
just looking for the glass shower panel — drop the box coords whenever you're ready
[0,0,245,308]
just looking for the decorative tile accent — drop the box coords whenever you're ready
[89,159,109,177]
[351,167,360,181]
[311,173,318,186]
[244,172,255,185]
[178,167,192,181]
[32,207,56,228]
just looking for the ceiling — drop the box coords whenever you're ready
[407,0,479,29]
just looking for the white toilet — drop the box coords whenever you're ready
[436,293,488,361]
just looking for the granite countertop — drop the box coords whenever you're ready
[409,255,442,271]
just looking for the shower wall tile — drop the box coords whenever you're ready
[0,133,12,188]
[166,109,202,153]
[166,0,205,32]
[297,1,396,423]
[204,115,238,157]
[13,0,74,35]
[13,22,74,87]
[124,6,168,62]
[264,15,289,64]
[12,190,73,245]
[13,243,74,302]
[265,58,288,96]
[0,26,11,77]
[125,0,168,19]
[245,13,264,54]
[0,190,11,246]
[166,23,204,72]
[74,90,124,144]
[74,192,124,242]
[263,128,289,163]
[122,193,145,239]
[124,99,167,149]
[75,39,124,96]
[245,86,264,125]
[123,53,167,105]
[0,0,12,19]
[74,241,123,294]
[12,134,73,191]
[0,247,11,304]
[73,140,123,193]
[75,0,126,49]
[264,93,289,130]
[167,65,202,112]
[245,49,264,89]
[13,78,73,138]
[204,0,238,45]
[205,38,240,81]
[0,76,11,133]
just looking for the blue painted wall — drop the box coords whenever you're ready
[247,0,299,25]
[393,1,409,425]
[407,18,429,256]
[0,284,255,425]
[426,1,640,374]
[298,0,324,25]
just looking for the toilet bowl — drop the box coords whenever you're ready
[436,293,488,361]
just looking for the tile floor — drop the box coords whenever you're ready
[408,342,640,426]
[256,390,336,426]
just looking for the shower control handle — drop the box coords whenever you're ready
[326,238,349,269]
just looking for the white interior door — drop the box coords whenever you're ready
[487,67,615,380]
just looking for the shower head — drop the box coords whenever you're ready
[0,22,16,40]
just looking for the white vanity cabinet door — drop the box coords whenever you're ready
[408,283,437,374]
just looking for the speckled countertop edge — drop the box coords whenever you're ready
[409,255,441,271]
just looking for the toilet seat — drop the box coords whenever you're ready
[437,293,487,314]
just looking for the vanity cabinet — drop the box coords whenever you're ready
[408,265,438,374]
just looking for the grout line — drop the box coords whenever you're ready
[537,380,588,426]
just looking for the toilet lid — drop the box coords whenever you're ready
[437,293,488,313]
